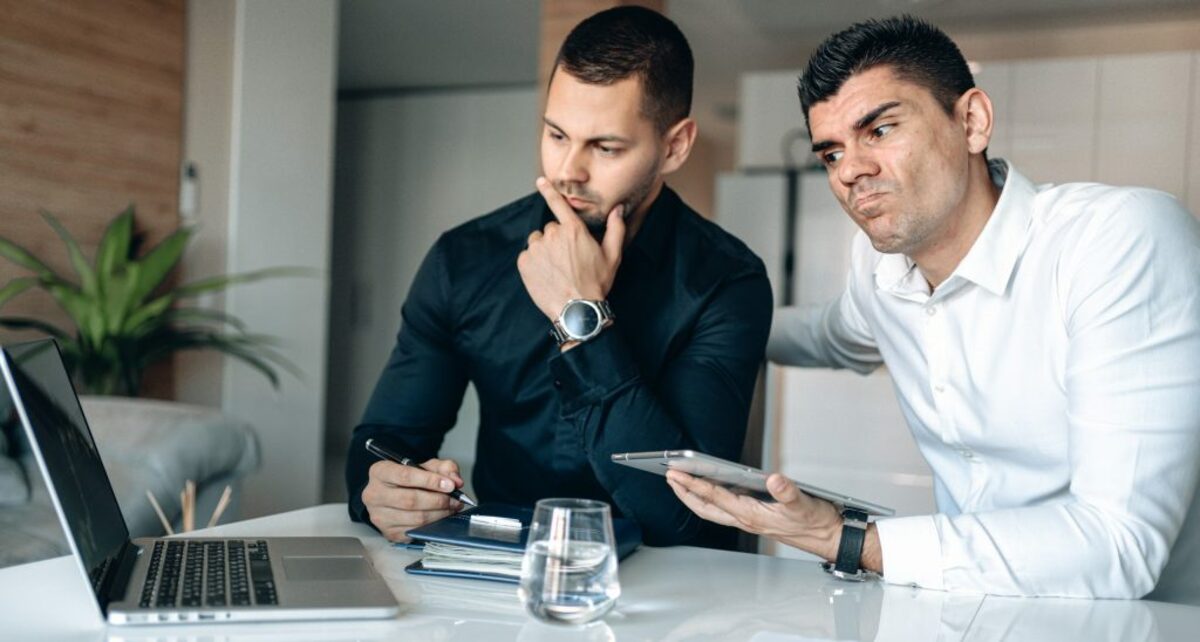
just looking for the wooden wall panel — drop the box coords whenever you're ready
[0,0,184,391]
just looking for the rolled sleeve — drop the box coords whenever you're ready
[876,515,947,591]
[548,329,640,414]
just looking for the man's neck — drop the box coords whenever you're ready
[913,160,1001,290]
[621,180,664,246]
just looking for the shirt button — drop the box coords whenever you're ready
[553,379,562,389]
[925,306,937,316]
[959,448,975,460]
[933,383,946,393]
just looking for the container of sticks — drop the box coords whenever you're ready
[146,481,233,535]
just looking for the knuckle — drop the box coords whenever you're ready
[396,492,420,510]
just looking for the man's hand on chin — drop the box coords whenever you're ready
[517,177,625,323]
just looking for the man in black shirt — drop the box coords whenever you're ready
[346,6,772,549]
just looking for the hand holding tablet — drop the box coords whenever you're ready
[610,450,894,517]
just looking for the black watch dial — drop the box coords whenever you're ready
[562,301,601,338]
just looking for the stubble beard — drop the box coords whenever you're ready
[558,163,661,239]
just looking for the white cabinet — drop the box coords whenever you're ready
[737,70,809,169]
[1189,53,1200,219]
[1096,52,1193,197]
[1009,57,1100,185]
[715,173,789,303]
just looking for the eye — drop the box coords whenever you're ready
[547,129,566,142]
[870,124,894,139]
[596,145,621,157]
[821,150,843,166]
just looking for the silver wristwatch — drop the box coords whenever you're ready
[550,299,614,346]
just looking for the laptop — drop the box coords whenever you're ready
[0,339,399,625]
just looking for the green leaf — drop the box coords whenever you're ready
[0,277,38,308]
[95,205,134,289]
[121,294,172,334]
[101,264,140,334]
[0,316,71,339]
[128,227,192,305]
[162,307,249,332]
[40,210,98,296]
[45,283,101,347]
[0,236,58,280]
[139,329,285,389]
[174,266,315,298]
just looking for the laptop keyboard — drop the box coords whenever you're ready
[139,539,277,609]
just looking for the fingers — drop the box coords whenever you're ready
[370,459,456,493]
[421,457,464,487]
[766,473,801,504]
[368,505,456,543]
[601,204,626,262]
[536,177,582,227]
[665,471,740,527]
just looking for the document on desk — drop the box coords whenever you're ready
[400,504,642,584]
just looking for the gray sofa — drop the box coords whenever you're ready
[0,395,260,568]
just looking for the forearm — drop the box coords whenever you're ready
[874,501,1181,598]
[768,299,881,373]
[563,331,755,544]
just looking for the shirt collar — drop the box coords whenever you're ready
[951,159,1036,296]
[873,158,1036,299]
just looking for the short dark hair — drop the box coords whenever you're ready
[554,6,693,133]
[798,15,974,128]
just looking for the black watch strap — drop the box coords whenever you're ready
[833,508,869,574]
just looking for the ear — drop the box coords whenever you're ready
[957,88,993,156]
[659,117,698,176]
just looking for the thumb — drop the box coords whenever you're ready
[766,473,800,504]
[602,204,626,261]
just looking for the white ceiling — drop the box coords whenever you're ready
[337,0,1200,142]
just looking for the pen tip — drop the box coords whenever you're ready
[461,495,478,508]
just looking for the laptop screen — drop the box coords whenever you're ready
[0,340,129,596]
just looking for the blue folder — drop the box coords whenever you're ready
[403,503,642,584]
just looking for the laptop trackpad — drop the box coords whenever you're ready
[282,556,375,581]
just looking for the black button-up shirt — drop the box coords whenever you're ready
[346,186,772,548]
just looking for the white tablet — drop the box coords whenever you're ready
[611,450,895,517]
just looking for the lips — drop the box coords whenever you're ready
[566,196,592,209]
[853,192,888,214]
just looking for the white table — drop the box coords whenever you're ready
[2,503,1198,641]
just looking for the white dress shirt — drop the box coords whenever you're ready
[769,160,1200,603]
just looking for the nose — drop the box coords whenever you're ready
[836,146,879,187]
[554,144,589,186]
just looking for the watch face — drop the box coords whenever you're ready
[562,300,601,338]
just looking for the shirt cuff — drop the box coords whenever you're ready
[875,515,946,590]
[547,327,640,414]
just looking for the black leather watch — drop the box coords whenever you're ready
[821,508,877,581]
[550,299,614,346]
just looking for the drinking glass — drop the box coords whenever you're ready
[518,498,621,625]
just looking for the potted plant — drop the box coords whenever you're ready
[0,206,302,396]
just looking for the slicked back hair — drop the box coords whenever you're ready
[554,6,693,134]
[798,15,975,130]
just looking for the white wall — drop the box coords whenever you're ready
[177,0,236,408]
[323,88,538,502]
[223,0,338,517]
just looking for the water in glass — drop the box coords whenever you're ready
[519,499,620,625]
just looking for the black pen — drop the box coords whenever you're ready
[365,438,478,507]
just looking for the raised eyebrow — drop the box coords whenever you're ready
[811,101,902,153]
[812,140,835,154]
[853,101,902,132]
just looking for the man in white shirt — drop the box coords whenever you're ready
[666,15,1200,604]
